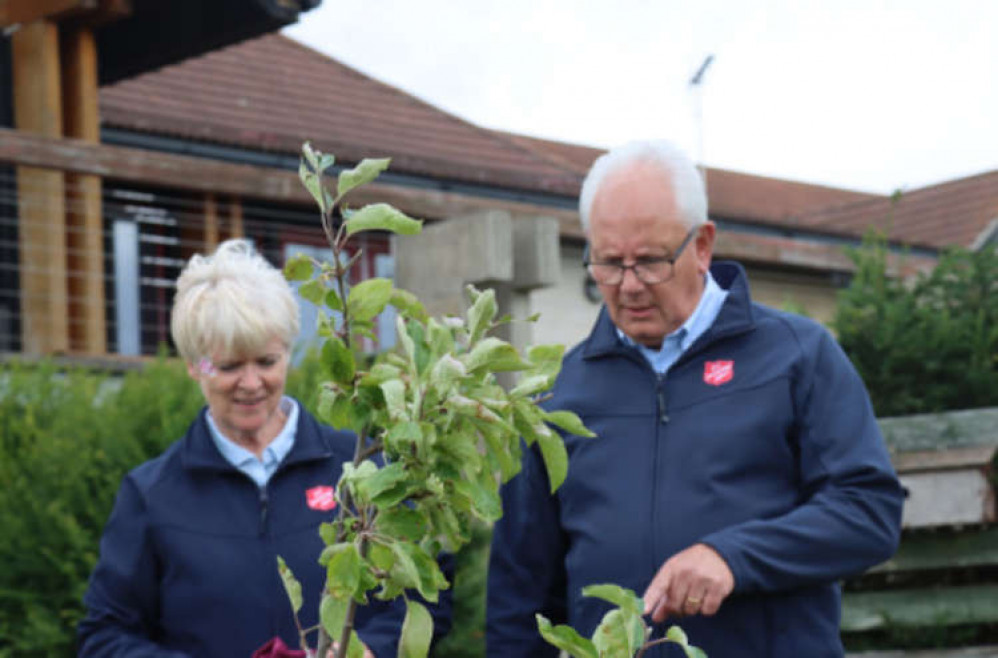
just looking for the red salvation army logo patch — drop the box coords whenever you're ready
[305,485,337,511]
[703,360,734,386]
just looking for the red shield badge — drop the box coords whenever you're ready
[703,360,734,386]
[305,485,337,511]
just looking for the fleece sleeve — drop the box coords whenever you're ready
[701,328,905,594]
[486,443,567,658]
[77,477,191,658]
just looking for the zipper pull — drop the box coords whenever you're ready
[259,488,269,536]
[657,386,670,424]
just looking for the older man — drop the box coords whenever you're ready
[486,140,904,657]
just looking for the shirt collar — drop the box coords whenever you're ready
[207,396,298,470]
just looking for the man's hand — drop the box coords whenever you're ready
[642,543,734,623]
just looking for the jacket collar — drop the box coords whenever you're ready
[182,399,334,473]
[582,260,755,361]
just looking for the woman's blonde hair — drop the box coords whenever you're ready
[170,239,300,362]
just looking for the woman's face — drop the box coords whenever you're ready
[188,337,290,446]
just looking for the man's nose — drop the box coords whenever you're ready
[619,265,646,293]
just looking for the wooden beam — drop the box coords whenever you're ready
[0,128,930,274]
[0,0,96,28]
[842,584,998,632]
[11,20,69,354]
[61,25,106,354]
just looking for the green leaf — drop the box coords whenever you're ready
[380,379,408,422]
[322,337,355,385]
[276,555,303,614]
[325,288,344,312]
[319,592,349,639]
[319,522,337,546]
[466,287,497,343]
[536,614,598,658]
[347,277,394,322]
[344,203,422,236]
[592,609,632,658]
[510,374,552,397]
[535,424,568,492]
[326,543,361,599]
[390,288,428,322]
[283,253,314,282]
[582,583,644,617]
[398,599,433,658]
[428,354,466,392]
[543,410,596,438]
[298,279,326,306]
[396,316,416,368]
[360,462,408,504]
[528,343,566,379]
[464,337,531,373]
[337,157,390,198]
[299,160,328,213]
[376,506,427,542]
[317,387,355,431]
[457,470,502,522]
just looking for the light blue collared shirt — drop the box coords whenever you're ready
[207,396,299,488]
[616,271,729,374]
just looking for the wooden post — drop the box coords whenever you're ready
[228,196,244,239]
[203,193,219,251]
[12,20,69,354]
[61,25,106,353]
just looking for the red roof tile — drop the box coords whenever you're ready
[99,34,580,195]
[802,170,998,249]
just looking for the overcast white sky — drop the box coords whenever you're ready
[284,0,998,195]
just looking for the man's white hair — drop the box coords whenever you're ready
[578,140,708,233]
[171,238,300,363]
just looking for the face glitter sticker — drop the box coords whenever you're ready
[198,357,217,377]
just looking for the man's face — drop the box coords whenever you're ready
[587,160,715,349]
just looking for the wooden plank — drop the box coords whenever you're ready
[894,445,996,474]
[870,527,998,574]
[0,0,95,27]
[841,584,998,632]
[11,20,68,354]
[899,469,994,528]
[61,25,106,354]
[880,407,998,453]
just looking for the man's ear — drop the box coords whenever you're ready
[186,361,200,381]
[695,222,716,274]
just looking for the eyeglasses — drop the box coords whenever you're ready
[583,227,698,286]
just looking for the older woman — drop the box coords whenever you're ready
[79,239,450,657]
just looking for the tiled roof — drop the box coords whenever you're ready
[500,132,882,228]
[802,171,998,249]
[99,34,580,195]
[99,32,995,251]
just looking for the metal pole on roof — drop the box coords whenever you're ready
[689,54,714,197]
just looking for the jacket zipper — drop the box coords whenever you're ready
[259,487,269,537]
[656,375,670,424]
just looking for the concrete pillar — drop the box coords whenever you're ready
[395,211,559,352]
